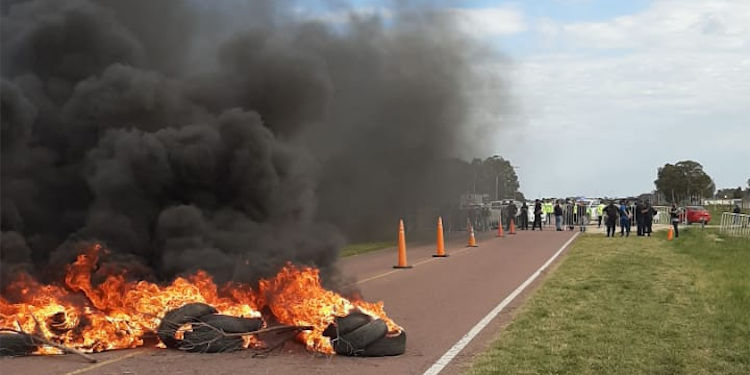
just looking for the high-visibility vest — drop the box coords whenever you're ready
[597,204,605,215]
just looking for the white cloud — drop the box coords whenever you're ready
[449,7,527,37]
[484,0,750,197]
[560,0,750,51]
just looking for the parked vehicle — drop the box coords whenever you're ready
[683,206,711,224]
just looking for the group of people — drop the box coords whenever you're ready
[505,200,545,231]
[597,200,660,238]
[504,198,668,238]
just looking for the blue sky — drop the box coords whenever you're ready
[296,0,750,197]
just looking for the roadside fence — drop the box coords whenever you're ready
[719,212,750,238]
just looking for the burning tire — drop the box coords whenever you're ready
[157,303,218,348]
[323,311,372,338]
[197,314,263,333]
[361,330,406,356]
[177,314,262,352]
[0,333,38,356]
[180,327,244,353]
[333,319,388,356]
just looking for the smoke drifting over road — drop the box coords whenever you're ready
[1,0,500,285]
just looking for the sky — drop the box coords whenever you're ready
[299,0,750,198]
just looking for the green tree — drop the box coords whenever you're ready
[470,155,520,200]
[655,160,715,204]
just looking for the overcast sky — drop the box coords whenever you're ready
[304,0,750,198]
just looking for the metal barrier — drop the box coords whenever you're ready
[719,212,750,237]
[652,205,671,224]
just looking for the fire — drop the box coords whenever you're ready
[258,265,401,354]
[0,244,399,355]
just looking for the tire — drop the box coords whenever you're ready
[197,314,262,333]
[0,333,37,356]
[333,319,387,356]
[323,312,372,338]
[361,330,406,357]
[180,327,244,353]
[157,303,218,348]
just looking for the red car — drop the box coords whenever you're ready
[684,206,711,224]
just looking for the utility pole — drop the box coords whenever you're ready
[495,174,499,200]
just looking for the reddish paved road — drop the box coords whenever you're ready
[2,229,577,375]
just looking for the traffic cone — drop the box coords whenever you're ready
[509,218,516,235]
[667,227,674,241]
[393,219,412,268]
[497,217,504,238]
[467,220,478,247]
[434,217,448,257]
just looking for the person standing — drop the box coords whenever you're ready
[532,199,543,231]
[554,201,564,231]
[544,201,553,226]
[670,203,680,238]
[519,202,529,230]
[565,200,575,230]
[507,201,518,231]
[642,201,655,236]
[619,200,631,237]
[597,202,606,228]
[733,203,741,225]
[576,200,588,232]
[602,201,619,237]
[635,200,644,236]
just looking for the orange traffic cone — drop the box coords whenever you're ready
[497,217,504,238]
[434,217,448,257]
[509,218,516,235]
[393,219,412,268]
[667,227,674,241]
[467,220,478,247]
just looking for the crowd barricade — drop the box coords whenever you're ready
[719,212,750,237]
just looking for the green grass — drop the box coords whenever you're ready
[468,229,750,375]
[340,241,395,257]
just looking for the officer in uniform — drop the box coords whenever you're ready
[532,199,543,230]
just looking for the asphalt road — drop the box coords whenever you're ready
[1,228,578,375]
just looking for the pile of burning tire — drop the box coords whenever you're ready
[1,303,405,357]
[323,311,406,356]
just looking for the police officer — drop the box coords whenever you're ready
[602,200,619,237]
[519,202,529,230]
[635,200,644,236]
[642,201,655,236]
[532,199,543,231]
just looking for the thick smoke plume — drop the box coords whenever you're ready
[1,0,499,286]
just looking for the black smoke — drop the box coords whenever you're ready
[1,0,501,286]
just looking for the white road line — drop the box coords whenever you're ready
[422,232,580,375]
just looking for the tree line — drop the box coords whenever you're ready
[654,160,749,203]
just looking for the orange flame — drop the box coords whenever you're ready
[258,264,401,354]
[0,244,399,355]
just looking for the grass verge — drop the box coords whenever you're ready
[468,228,750,375]
[340,241,395,257]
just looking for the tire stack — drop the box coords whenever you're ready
[322,311,406,356]
[157,303,263,353]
